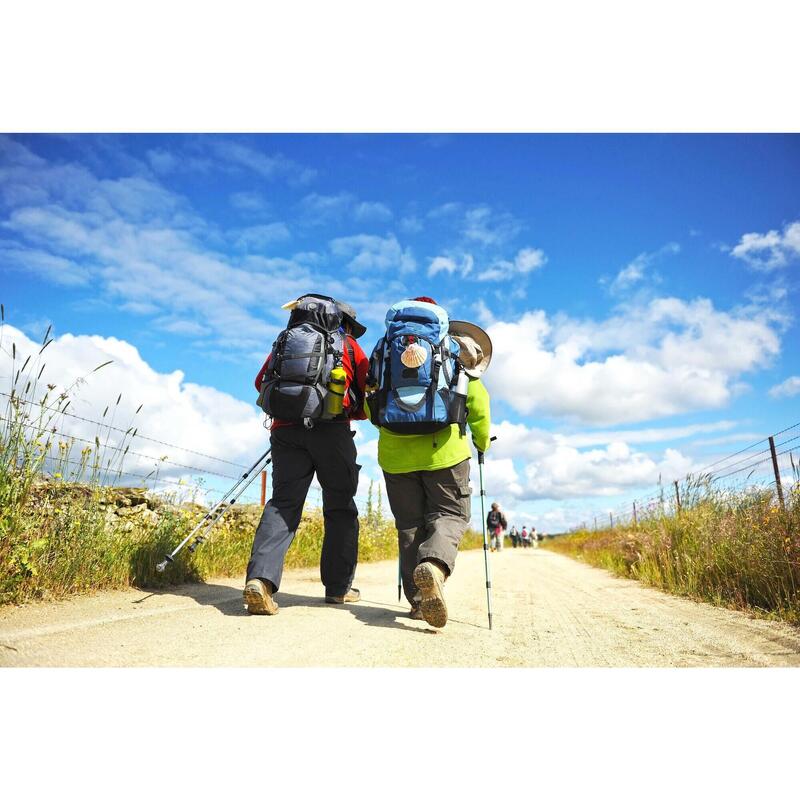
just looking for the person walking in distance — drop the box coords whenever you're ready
[520,525,530,548]
[243,294,370,615]
[365,297,492,628]
[509,525,519,548]
[487,502,507,552]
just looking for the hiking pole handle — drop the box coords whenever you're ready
[476,436,497,465]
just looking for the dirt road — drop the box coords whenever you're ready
[2,548,800,667]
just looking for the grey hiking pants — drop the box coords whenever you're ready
[246,423,361,596]
[383,459,472,606]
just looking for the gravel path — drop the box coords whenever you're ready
[2,548,800,667]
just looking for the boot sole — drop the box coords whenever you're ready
[243,584,279,615]
[413,563,448,628]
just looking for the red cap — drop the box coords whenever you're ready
[412,296,437,304]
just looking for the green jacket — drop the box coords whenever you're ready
[369,378,492,474]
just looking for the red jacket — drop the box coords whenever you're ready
[255,334,369,428]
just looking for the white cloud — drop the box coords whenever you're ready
[233,223,291,250]
[299,192,355,224]
[229,191,271,214]
[0,325,265,489]
[0,137,400,355]
[769,376,800,398]
[463,205,522,247]
[353,201,393,223]
[207,140,317,186]
[427,253,473,278]
[483,297,782,425]
[146,148,178,175]
[608,242,679,294]
[400,215,423,234]
[731,220,800,270]
[330,233,416,274]
[477,247,546,281]
[0,242,91,286]
[483,420,698,502]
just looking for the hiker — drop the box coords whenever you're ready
[531,525,538,548]
[243,294,370,615]
[487,502,507,552]
[509,525,519,548]
[521,525,530,548]
[366,296,492,628]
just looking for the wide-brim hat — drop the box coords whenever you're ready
[335,300,367,339]
[449,320,492,378]
[280,295,367,339]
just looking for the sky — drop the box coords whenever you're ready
[1,132,799,531]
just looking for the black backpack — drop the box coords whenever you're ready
[257,295,345,422]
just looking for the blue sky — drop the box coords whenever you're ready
[1,133,799,530]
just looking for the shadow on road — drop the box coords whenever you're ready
[136,580,434,633]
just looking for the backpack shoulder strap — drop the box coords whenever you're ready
[345,337,363,412]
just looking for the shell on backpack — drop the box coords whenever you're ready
[400,341,428,368]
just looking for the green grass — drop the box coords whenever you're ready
[544,479,800,624]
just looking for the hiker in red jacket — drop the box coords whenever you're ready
[243,295,370,615]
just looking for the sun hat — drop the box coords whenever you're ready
[280,295,367,338]
[448,320,492,377]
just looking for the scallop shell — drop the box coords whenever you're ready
[400,342,428,368]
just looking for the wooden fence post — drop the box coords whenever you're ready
[632,501,638,528]
[609,512,613,529]
[674,480,681,515]
[769,436,785,512]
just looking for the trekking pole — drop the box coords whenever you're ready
[155,448,272,572]
[397,556,402,602]
[477,436,497,630]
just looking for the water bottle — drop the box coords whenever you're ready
[325,366,347,417]
[450,366,469,435]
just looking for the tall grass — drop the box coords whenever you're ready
[0,307,481,605]
[545,477,800,624]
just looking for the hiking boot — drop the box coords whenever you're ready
[243,578,279,615]
[409,604,424,620]
[413,561,448,628]
[325,587,361,604]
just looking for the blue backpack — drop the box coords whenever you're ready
[367,300,461,434]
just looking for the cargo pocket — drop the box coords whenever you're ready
[457,481,472,523]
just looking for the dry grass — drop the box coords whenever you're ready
[544,479,800,624]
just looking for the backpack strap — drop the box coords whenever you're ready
[345,337,363,415]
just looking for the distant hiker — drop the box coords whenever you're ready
[509,525,519,548]
[521,525,530,548]
[531,525,538,548]
[487,502,507,552]
[244,294,369,615]
[366,297,492,628]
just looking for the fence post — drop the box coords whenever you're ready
[769,435,785,512]
[609,512,613,529]
[674,480,681,515]
[260,469,267,507]
[594,516,597,531]
[632,501,638,528]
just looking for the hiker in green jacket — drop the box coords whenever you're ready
[365,296,492,628]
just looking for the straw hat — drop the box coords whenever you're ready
[449,320,492,378]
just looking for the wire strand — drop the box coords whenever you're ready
[0,389,251,469]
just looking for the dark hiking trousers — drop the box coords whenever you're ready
[383,459,471,606]
[246,423,361,596]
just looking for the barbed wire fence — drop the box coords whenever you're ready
[571,421,800,533]
[1,387,376,514]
